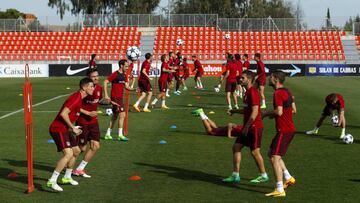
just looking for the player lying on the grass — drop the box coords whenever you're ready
[104,59,135,141]
[133,53,153,113]
[262,70,297,197]
[306,93,346,139]
[47,77,96,192]
[193,108,242,138]
[151,54,176,109]
[73,68,102,178]
[223,70,269,184]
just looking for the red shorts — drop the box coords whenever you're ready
[167,74,173,83]
[111,97,124,113]
[76,123,100,146]
[225,81,237,92]
[49,130,78,152]
[256,76,266,86]
[158,80,167,92]
[235,127,263,151]
[138,79,152,92]
[269,131,295,156]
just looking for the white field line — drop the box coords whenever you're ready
[0,94,69,120]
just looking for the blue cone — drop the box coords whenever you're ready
[159,140,167,144]
[47,139,55,143]
[170,125,177,129]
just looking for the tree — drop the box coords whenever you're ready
[48,0,160,19]
[326,7,332,29]
[344,14,360,32]
[0,8,24,19]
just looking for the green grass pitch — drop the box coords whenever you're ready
[0,76,360,202]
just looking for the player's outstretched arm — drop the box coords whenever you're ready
[227,123,236,138]
[103,79,110,101]
[80,108,97,117]
[227,109,244,116]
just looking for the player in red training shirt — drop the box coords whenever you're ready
[224,54,239,110]
[73,69,103,178]
[166,51,177,97]
[192,108,242,138]
[151,54,175,109]
[103,59,135,141]
[242,54,250,71]
[88,54,97,69]
[173,52,184,95]
[262,71,297,197]
[181,57,190,91]
[127,59,137,89]
[234,54,243,98]
[192,55,204,89]
[215,52,232,91]
[223,70,269,184]
[133,53,154,113]
[254,53,267,109]
[306,93,346,139]
[47,77,95,192]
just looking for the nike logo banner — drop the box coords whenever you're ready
[49,64,112,77]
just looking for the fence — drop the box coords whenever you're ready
[354,22,360,35]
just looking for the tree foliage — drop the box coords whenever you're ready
[344,14,360,32]
[0,8,24,19]
[48,0,160,19]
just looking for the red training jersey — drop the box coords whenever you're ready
[273,88,296,133]
[89,60,96,69]
[243,86,263,129]
[159,62,170,81]
[139,60,151,81]
[77,85,102,125]
[226,60,238,83]
[235,60,243,76]
[107,71,128,98]
[256,60,266,78]
[193,60,203,74]
[326,93,345,110]
[49,91,82,132]
[243,60,250,70]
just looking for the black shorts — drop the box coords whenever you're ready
[322,104,340,117]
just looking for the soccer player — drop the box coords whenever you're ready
[133,53,153,113]
[222,70,269,184]
[151,54,175,109]
[166,51,176,97]
[306,93,346,139]
[254,53,267,109]
[234,54,243,98]
[192,108,242,138]
[224,54,239,110]
[127,59,136,89]
[173,52,183,95]
[104,59,135,141]
[262,71,297,197]
[192,55,204,89]
[88,54,97,69]
[73,69,102,178]
[181,57,189,91]
[47,77,95,192]
[242,54,250,71]
[215,52,231,90]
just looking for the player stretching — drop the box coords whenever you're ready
[306,93,346,139]
[223,70,269,184]
[104,59,134,141]
[224,54,239,110]
[73,69,102,178]
[151,54,175,109]
[254,53,267,109]
[263,71,297,197]
[47,77,95,192]
[133,53,153,113]
[192,55,204,89]
[192,108,242,138]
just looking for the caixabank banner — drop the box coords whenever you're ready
[0,64,49,78]
[306,64,360,76]
[49,64,112,76]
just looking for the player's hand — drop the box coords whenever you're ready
[72,126,82,136]
[242,125,249,136]
[88,111,97,117]
[104,96,111,103]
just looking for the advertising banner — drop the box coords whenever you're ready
[305,64,360,76]
[49,64,112,76]
[0,64,49,78]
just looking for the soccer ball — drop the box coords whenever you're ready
[224,33,230,39]
[176,39,184,46]
[331,115,339,126]
[126,46,141,61]
[342,134,354,144]
[105,108,113,116]
[214,87,220,93]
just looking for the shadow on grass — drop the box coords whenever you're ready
[0,167,56,193]
[135,162,272,193]
[2,159,54,172]
[296,131,360,144]
[348,179,360,182]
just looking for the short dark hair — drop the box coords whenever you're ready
[328,93,337,102]
[255,53,261,58]
[168,52,173,56]
[176,52,181,56]
[227,54,234,60]
[235,54,241,60]
[243,54,248,59]
[79,77,93,89]
[91,54,96,60]
[192,54,197,59]
[145,53,152,60]
[242,70,256,82]
[86,68,98,76]
[161,54,167,62]
[118,59,127,67]
[271,70,286,84]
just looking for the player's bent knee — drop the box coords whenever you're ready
[72,146,81,157]
[63,148,74,159]
[91,141,100,151]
